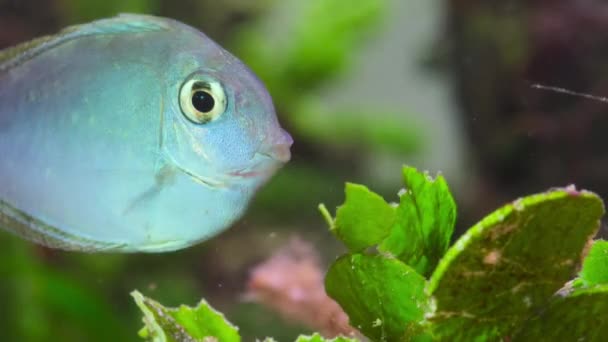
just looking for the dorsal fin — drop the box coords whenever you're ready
[0,14,170,71]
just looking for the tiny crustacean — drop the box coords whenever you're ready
[0,14,292,252]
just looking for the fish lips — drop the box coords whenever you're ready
[176,150,287,188]
[175,129,292,187]
[228,129,293,179]
[227,151,288,180]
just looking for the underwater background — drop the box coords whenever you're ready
[1,0,608,340]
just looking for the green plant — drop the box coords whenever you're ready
[131,290,355,342]
[132,166,608,341]
[321,166,606,341]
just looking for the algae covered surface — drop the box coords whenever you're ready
[427,188,604,340]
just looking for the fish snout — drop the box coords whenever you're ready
[261,129,293,163]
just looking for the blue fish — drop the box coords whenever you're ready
[0,14,292,252]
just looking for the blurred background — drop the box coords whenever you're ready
[1,0,608,340]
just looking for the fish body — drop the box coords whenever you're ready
[0,14,291,252]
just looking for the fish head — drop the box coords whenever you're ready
[161,33,292,190]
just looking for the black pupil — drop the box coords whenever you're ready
[191,91,215,113]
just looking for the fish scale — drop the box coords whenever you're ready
[0,14,291,252]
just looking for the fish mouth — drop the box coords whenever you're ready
[172,149,286,187]
[174,164,227,188]
[174,162,275,188]
[227,165,275,180]
[227,168,269,179]
[227,153,284,179]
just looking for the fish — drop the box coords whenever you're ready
[0,14,292,252]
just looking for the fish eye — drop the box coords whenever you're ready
[179,79,226,124]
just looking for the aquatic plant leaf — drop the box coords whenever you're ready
[579,240,608,286]
[426,188,604,341]
[295,333,358,342]
[325,253,428,341]
[131,290,240,342]
[513,285,608,341]
[379,166,456,276]
[329,183,396,251]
